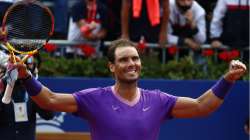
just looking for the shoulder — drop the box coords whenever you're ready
[141,88,175,99]
[140,88,178,107]
[72,87,112,106]
[74,87,109,96]
[141,88,161,95]
[73,86,113,99]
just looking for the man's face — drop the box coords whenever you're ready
[176,0,193,13]
[109,46,141,84]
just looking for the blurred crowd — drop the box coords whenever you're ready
[0,0,249,61]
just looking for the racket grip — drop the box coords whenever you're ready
[2,80,15,104]
[2,68,18,104]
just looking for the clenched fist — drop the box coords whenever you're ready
[224,60,247,82]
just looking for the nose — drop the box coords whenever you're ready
[127,58,135,65]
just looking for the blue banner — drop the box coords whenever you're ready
[36,77,249,140]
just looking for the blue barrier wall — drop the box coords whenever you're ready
[39,77,249,140]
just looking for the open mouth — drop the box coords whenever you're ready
[126,68,137,74]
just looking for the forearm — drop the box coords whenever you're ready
[160,0,169,37]
[172,78,233,118]
[23,75,56,110]
[195,76,235,115]
[31,86,77,112]
[33,100,55,120]
[196,90,223,116]
[194,77,234,116]
[121,0,130,38]
[31,86,55,110]
[23,76,69,112]
[172,60,246,119]
[172,92,223,118]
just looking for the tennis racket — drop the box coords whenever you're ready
[1,0,54,104]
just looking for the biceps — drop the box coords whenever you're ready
[32,88,77,113]
[171,97,201,118]
[49,93,78,113]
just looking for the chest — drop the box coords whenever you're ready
[89,98,164,135]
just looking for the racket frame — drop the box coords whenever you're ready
[1,0,55,55]
[1,0,54,104]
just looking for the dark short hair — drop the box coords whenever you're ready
[107,39,138,63]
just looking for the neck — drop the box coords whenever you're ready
[113,82,138,102]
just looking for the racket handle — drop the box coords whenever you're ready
[2,80,15,104]
[2,68,18,104]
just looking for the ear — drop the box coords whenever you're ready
[108,62,115,73]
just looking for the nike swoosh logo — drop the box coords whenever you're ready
[112,105,119,111]
[142,107,151,112]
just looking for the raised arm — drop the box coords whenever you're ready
[16,63,78,113]
[31,86,77,113]
[172,89,223,118]
[171,60,247,118]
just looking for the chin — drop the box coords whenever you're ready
[119,77,139,84]
[124,79,138,84]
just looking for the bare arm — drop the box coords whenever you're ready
[31,86,77,113]
[159,0,169,46]
[33,99,55,120]
[121,0,130,39]
[7,58,78,113]
[172,90,223,118]
[171,60,247,118]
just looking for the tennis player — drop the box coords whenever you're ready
[13,39,246,140]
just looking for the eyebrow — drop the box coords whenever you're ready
[117,55,140,60]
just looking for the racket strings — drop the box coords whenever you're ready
[5,2,52,52]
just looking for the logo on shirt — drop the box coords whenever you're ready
[112,105,120,111]
[142,106,151,112]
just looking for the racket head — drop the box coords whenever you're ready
[1,0,54,55]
